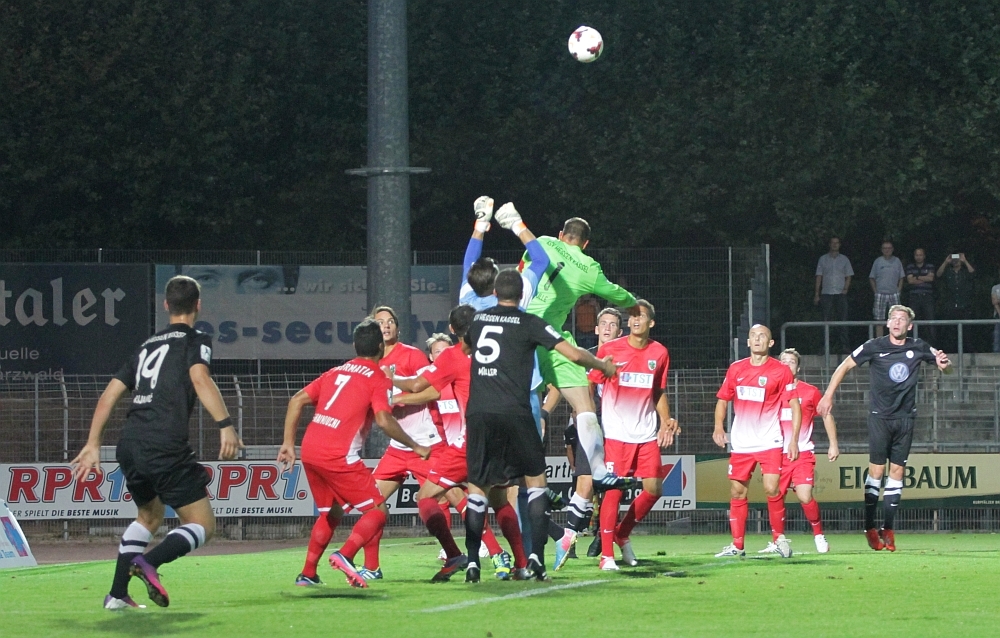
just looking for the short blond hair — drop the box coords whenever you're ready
[888,304,915,321]
[425,333,452,352]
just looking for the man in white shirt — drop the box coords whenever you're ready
[869,240,905,337]
[814,237,854,354]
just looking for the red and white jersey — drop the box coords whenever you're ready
[779,380,821,454]
[382,342,442,450]
[300,358,393,465]
[587,337,669,444]
[420,344,471,449]
[716,357,793,453]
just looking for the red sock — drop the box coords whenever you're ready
[481,524,504,556]
[361,527,382,570]
[616,490,657,541]
[767,494,786,540]
[729,498,748,550]
[419,497,461,558]
[801,499,823,535]
[494,503,526,568]
[600,489,622,558]
[302,512,338,578]
[341,509,387,561]
[439,499,452,519]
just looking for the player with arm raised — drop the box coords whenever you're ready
[71,275,244,610]
[713,324,799,559]
[463,270,618,582]
[816,305,951,552]
[591,300,680,570]
[764,348,840,555]
[277,319,430,588]
[521,217,639,490]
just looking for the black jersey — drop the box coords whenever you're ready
[467,304,563,416]
[850,336,937,417]
[113,324,214,451]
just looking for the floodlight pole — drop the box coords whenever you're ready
[347,0,428,345]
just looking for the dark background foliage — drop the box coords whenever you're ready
[3,0,999,336]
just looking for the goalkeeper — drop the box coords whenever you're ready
[520,217,638,489]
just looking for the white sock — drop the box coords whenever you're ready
[575,412,607,479]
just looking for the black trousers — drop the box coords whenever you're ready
[820,294,849,354]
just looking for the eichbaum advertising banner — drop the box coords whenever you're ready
[0,264,150,375]
[696,453,1000,508]
[0,501,36,568]
[1,456,696,520]
[154,265,463,359]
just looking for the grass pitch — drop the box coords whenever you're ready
[4,533,999,637]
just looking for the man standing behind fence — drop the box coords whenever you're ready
[72,275,244,610]
[905,248,936,343]
[869,240,905,338]
[814,236,854,354]
[817,305,951,552]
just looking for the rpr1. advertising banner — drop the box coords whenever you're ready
[696,453,1000,508]
[1,456,695,520]
[0,264,151,376]
[154,265,463,359]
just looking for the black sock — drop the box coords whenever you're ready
[548,520,564,541]
[144,524,205,568]
[110,522,152,598]
[527,487,550,568]
[882,478,903,530]
[566,493,591,532]
[464,494,487,566]
[864,475,881,529]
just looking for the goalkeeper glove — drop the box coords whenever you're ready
[494,202,527,235]
[474,196,494,233]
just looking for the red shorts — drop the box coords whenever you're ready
[372,445,437,484]
[427,445,468,488]
[302,460,383,513]
[779,450,816,494]
[604,439,662,479]
[728,448,783,482]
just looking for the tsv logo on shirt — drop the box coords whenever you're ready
[437,399,460,414]
[736,386,765,402]
[889,362,910,383]
[619,372,654,388]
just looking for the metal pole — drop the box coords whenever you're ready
[748,290,753,327]
[34,375,40,462]
[61,377,69,461]
[957,322,964,396]
[728,247,733,346]
[234,376,243,460]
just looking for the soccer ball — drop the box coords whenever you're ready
[568,26,603,63]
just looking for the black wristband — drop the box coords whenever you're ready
[216,417,234,429]
[540,409,550,424]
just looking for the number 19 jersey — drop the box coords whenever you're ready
[301,358,393,465]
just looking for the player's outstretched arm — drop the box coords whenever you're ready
[392,383,441,406]
[278,390,314,471]
[821,413,840,461]
[712,399,729,449]
[930,347,953,374]
[391,374,431,394]
[787,397,801,462]
[817,356,857,416]
[71,378,129,481]
[191,363,244,460]
[655,391,680,449]
[495,202,550,283]
[374,411,431,459]
[462,196,495,282]
[553,341,617,377]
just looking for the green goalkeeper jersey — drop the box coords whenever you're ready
[522,236,637,329]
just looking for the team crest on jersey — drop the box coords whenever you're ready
[648,360,656,371]
[906,350,914,358]
[758,376,767,386]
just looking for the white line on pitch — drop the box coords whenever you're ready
[417,580,607,613]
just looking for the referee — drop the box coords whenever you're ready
[72,275,243,609]
[462,269,617,582]
[817,304,951,552]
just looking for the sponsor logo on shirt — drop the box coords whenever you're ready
[736,386,765,402]
[889,362,910,383]
[781,407,792,421]
[437,399,460,414]
[545,325,561,339]
[619,372,654,388]
[200,344,212,364]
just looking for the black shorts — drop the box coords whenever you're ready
[117,439,211,509]
[571,438,592,477]
[867,415,915,467]
[466,411,547,488]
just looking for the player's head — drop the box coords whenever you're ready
[353,318,386,359]
[467,257,500,297]
[886,304,914,338]
[425,333,452,361]
[595,307,624,345]
[629,299,656,338]
[371,306,399,344]
[747,324,774,356]
[449,304,475,339]
[559,217,590,248]
[779,348,801,378]
[494,269,523,303]
[164,275,201,317]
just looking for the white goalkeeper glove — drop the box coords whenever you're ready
[494,202,527,235]
[474,196,494,233]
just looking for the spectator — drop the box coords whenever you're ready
[869,240,905,338]
[991,269,1000,353]
[905,248,936,343]
[936,252,976,352]
[814,236,853,354]
[573,294,601,349]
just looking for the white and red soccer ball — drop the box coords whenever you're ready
[568,26,603,63]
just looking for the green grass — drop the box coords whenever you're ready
[4,533,999,637]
